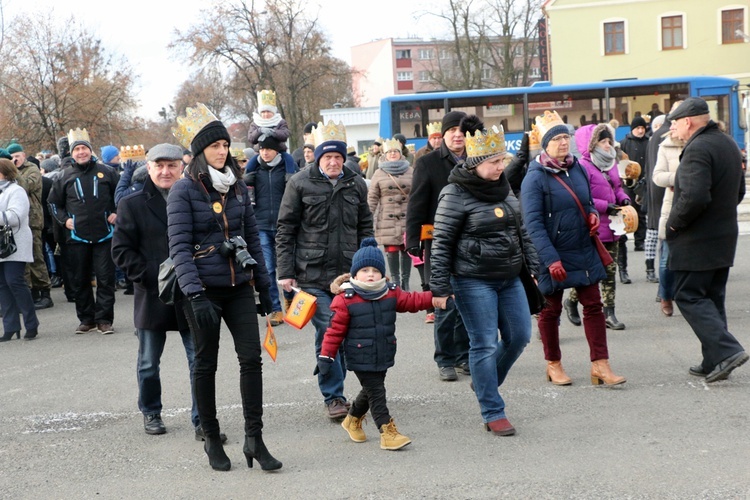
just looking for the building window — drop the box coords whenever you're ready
[722,8,744,44]
[395,49,412,59]
[481,68,492,80]
[530,67,540,78]
[419,71,432,82]
[604,21,625,55]
[419,49,433,60]
[661,15,683,50]
[397,72,413,81]
[440,49,451,60]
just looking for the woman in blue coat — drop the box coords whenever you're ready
[168,109,281,472]
[521,111,626,387]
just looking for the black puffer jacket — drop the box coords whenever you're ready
[167,172,270,297]
[276,165,373,290]
[430,167,539,297]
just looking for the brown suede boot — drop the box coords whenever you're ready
[591,359,626,386]
[546,361,572,385]
[341,414,367,443]
[379,419,411,450]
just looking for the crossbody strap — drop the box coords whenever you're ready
[385,172,408,198]
[550,174,588,224]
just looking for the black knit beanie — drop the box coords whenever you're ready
[441,111,468,135]
[630,116,647,131]
[191,120,231,156]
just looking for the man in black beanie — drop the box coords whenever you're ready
[405,110,475,381]
[292,122,317,170]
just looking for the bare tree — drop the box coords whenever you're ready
[172,0,355,149]
[0,12,137,152]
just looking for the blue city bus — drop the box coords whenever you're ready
[379,76,746,153]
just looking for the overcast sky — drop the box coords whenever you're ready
[9,0,436,119]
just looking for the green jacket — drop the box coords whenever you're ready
[16,161,43,230]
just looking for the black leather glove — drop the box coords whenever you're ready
[406,246,421,258]
[621,198,631,206]
[256,286,273,316]
[606,203,621,216]
[313,355,334,376]
[518,132,530,159]
[187,292,220,331]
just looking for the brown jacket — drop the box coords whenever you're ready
[367,163,413,246]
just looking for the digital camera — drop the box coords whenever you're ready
[219,236,257,271]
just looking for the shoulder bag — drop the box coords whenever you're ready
[0,212,18,259]
[507,205,546,314]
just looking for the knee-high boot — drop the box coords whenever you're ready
[399,251,412,291]
[617,239,631,284]
[386,251,400,287]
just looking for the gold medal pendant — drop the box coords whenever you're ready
[494,207,504,218]
[212,201,223,214]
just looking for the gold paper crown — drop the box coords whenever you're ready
[231,148,247,161]
[534,110,565,138]
[257,90,277,109]
[312,120,347,145]
[426,121,442,137]
[529,124,541,150]
[119,145,146,161]
[465,126,506,158]
[67,128,90,145]
[172,103,219,149]
[382,138,402,154]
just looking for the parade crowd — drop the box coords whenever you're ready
[0,91,746,472]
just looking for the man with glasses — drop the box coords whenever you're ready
[665,97,747,383]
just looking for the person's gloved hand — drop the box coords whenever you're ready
[187,292,220,331]
[256,286,273,316]
[313,355,334,376]
[549,261,567,282]
[517,132,530,160]
[260,127,274,136]
[606,203,621,216]
[587,213,600,236]
[406,246,421,258]
[620,198,631,206]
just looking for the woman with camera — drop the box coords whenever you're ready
[168,113,281,472]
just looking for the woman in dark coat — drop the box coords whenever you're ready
[521,111,626,387]
[431,118,539,436]
[168,109,281,472]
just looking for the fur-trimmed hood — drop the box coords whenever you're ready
[330,273,352,295]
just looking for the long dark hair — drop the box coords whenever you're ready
[184,150,242,181]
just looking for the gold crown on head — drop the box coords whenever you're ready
[426,121,442,137]
[172,103,219,149]
[231,148,246,161]
[382,138,402,154]
[312,120,347,145]
[465,126,506,158]
[120,145,145,161]
[257,90,277,108]
[528,124,542,150]
[534,110,565,138]
[67,128,90,145]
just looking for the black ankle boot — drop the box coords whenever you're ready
[645,259,659,283]
[0,331,20,342]
[204,436,231,471]
[243,435,282,471]
[563,298,581,326]
[603,306,625,330]
[34,289,54,310]
[386,252,400,288]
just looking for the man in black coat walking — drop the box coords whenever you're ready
[405,111,480,382]
[112,144,204,437]
[666,97,748,383]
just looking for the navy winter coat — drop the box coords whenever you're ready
[167,172,271,297]
[520,158,606,296]
[243,156,296,231]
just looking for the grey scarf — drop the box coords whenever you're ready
[591,146,616,172]
[378,159,409,175]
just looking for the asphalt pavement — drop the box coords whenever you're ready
[1,237,749,499]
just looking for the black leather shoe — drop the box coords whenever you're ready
[195,425,227,443]
[619,270,632,284]
[705,351,749,383]
[144,414,166,435]
[688,364,708,377]
[439,366,458,381]
[455,362,471,375]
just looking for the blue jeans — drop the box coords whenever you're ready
[137,328,199,428]
[658,240,675,301]
[452,276,531,423]
[258,229,294,312]
[308,287,347,404]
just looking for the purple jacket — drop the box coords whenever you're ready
[575,124,631,243]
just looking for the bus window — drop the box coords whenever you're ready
[447,94,526,133]
[528,88,606,130]
[702,95,730,130]
[607,83,689,127]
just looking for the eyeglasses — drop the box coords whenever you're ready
[549,134,571,142]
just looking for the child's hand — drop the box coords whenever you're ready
[432,296,449,310]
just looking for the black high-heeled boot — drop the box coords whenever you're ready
[204,436,231,471]
[386,252,400,288]
[243,435,282,471]
[0,331,20,342]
